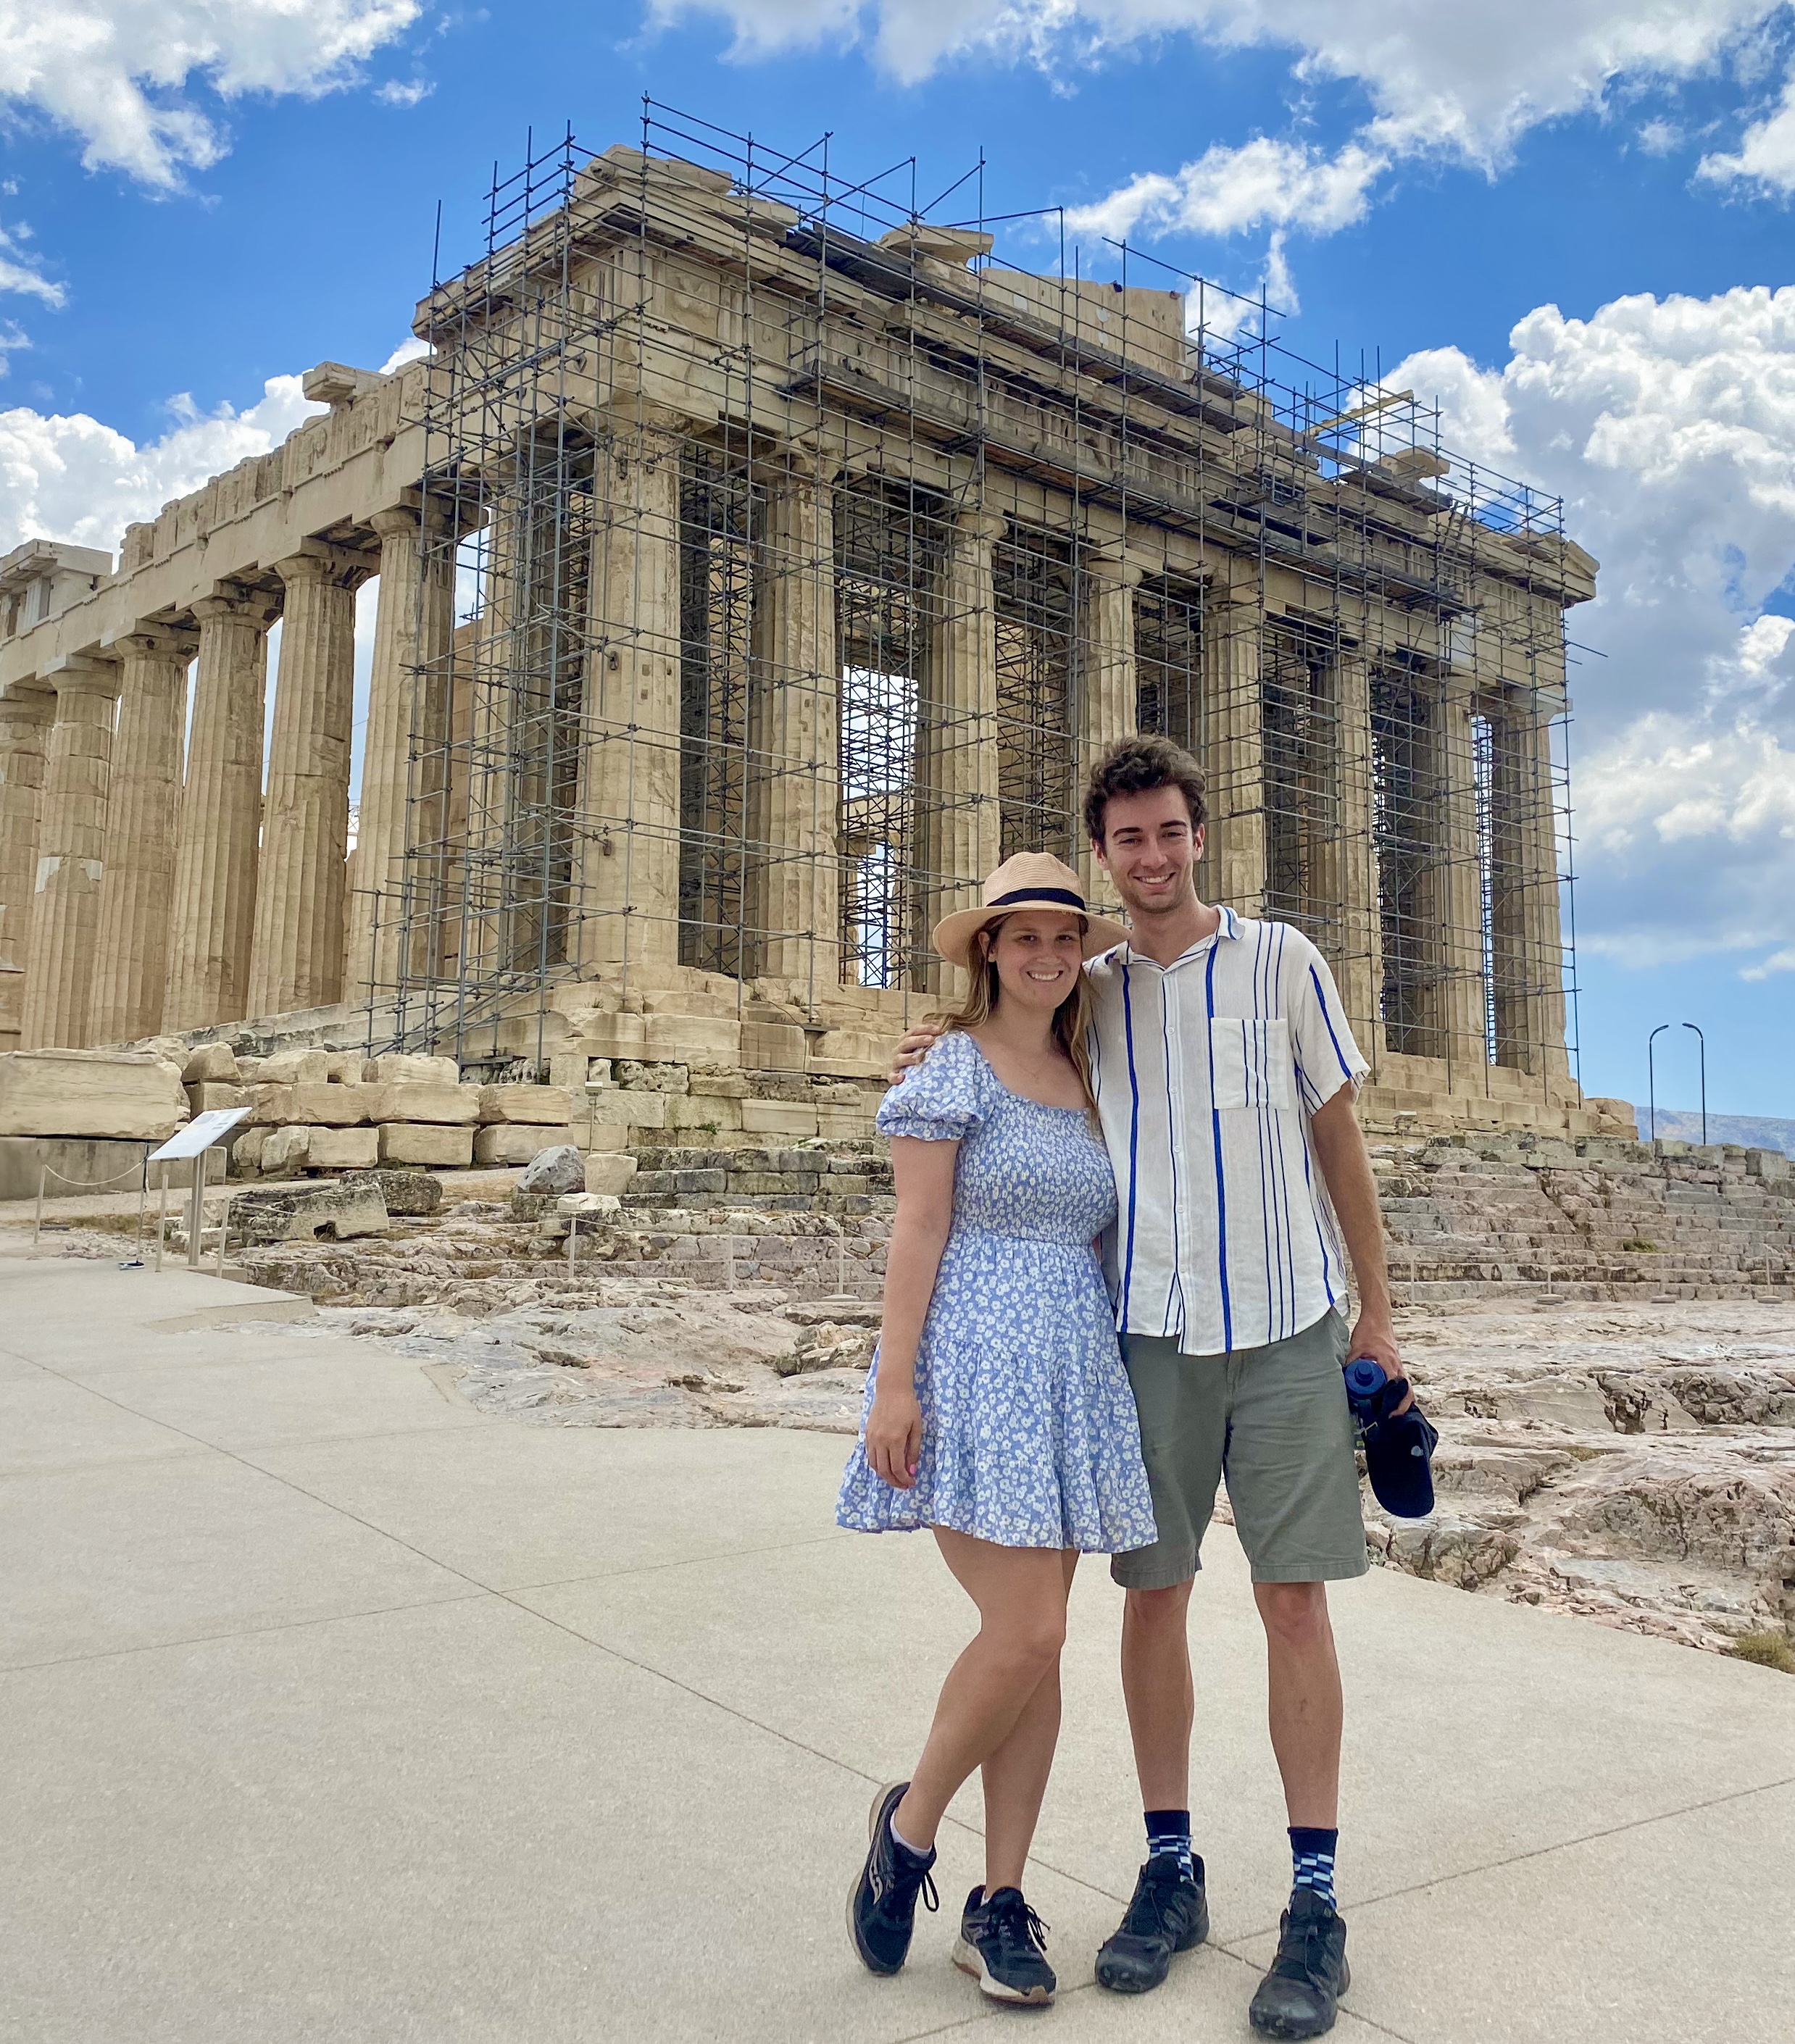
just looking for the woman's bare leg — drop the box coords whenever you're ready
[979,1548,1080,1891]
[892,1533,1077,1859]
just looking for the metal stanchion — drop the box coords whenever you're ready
[215,1182,230,1278]
[33,1161,45,1251]
[155,1163,169,1273]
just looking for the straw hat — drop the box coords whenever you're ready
[931,852,1130,969]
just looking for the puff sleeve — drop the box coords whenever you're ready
[874,1028,987,1142]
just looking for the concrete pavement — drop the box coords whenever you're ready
[2,1243,1791,2043]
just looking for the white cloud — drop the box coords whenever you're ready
[0,215,62,306]
[1699,62,1795,190]
[0,1,422,188]
[378,336,431,374]
[1389,284,1795,975]
[1742,944,1795,977]
[0,375,324,555]
[1064,137,1386,241]
[659,2,1794,249]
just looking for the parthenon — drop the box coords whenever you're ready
[0,118,1604,1135]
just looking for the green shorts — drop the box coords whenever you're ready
[1110,1309,1370,1590]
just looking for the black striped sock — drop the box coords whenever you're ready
[1289,1826,1338,1910]
[1144,1808,1194,1882]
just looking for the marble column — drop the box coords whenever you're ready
[20,659,119,1050]
[248,543,372,1019]
[1325,651,1383,1059]
[1492,698,1570,1080]
[88,627,198,1045]
[1200,596,1265,913]
[345,505,455,1004]
[574,406,688,973]
[1078,551,1141,909]
[746,454,838,991]
[1438,678,1491,1082]
[165,583,278,1031]
[0,690,54,1054]
[915,507,1005,989]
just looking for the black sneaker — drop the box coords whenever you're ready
[952,1885,1056,2004]
[1249,1888,1350,2038]
[846,1781,938,1976]
[1094,1851,1209,1993]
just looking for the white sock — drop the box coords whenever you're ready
[891,1814,932,1860]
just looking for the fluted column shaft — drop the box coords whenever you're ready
[0,691,54,1054]
[89,629,198,1044]
[747,457,838,990]
[1078,553,1141,909]
[1438,679,1490,1079]
[346,506,455,1002]
[20,662,118,1050]
[575,407,688,972]
[916,508,1005,988]
[1201,596,1265,913]
[249,544,370,1017]
[1325,651,1383,1059]
[165,586,276,1030]
[1492,698,1570,1080]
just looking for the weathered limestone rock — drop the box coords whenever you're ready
[306,1126,379,1171]
[774,1322,877,1376]
[344,1167,442,1217]
[474,1123,577,1167]
[288,1083,374,1127]
[378,1122,474,1168]
[259,1048,330,1086]
[517,1143,587,1195]
[583,1151,639,1195]
[0,1047,186,1140]
[245,1084,296,1126]
[186,1083,247,1115]
[229,1125,266,1175]
[478,1083,575,1125]
[230,1176,389,1243]
[370,1052,460,1087]
[183,1041,240,1084]
[326,1052,371,1084]
[369,1083,478,1126]
[259,1126,313,1175]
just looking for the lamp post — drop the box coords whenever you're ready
[1648,1023,1670,1144]
[1683,1022,1707,1146]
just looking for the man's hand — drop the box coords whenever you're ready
[888,1018,946,1083]
[865,1383,924,1488]
[1346,1311,1413,1414]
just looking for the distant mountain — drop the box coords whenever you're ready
[1627,1108,1795,1157]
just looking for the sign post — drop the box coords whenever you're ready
[147,1108,252,1271]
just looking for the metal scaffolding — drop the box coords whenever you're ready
[368,100,1586,1111]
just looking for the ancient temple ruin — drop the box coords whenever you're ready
[0,114,1607,1137]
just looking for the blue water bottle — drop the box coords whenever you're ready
[1344,1359,1438,1519]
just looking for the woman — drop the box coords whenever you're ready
[838,852,1157,2007]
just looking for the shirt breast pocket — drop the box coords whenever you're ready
[1208,1017,1296,1112]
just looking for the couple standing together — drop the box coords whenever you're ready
[837,733,1408,2038]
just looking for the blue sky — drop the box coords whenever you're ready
[3,1,1794,1117]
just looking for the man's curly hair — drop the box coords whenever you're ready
[1083,733,1208,846]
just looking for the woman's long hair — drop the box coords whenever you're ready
[936,914,1097,1111]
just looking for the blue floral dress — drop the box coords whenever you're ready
[836,1028,1158,1553]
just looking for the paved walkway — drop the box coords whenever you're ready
[2,1246,1791,2043]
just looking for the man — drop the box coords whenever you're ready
[894,733,1405,2039]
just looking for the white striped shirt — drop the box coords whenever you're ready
[1086,909,1369,1357]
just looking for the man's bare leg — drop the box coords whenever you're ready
[1252,1582,1341,1827]
[1119,1580,1196,1808]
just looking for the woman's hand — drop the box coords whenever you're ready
[888,1019,946,1082]
[865,1382,925,1490]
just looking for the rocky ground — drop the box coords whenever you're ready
[15,1208,1794,1672]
